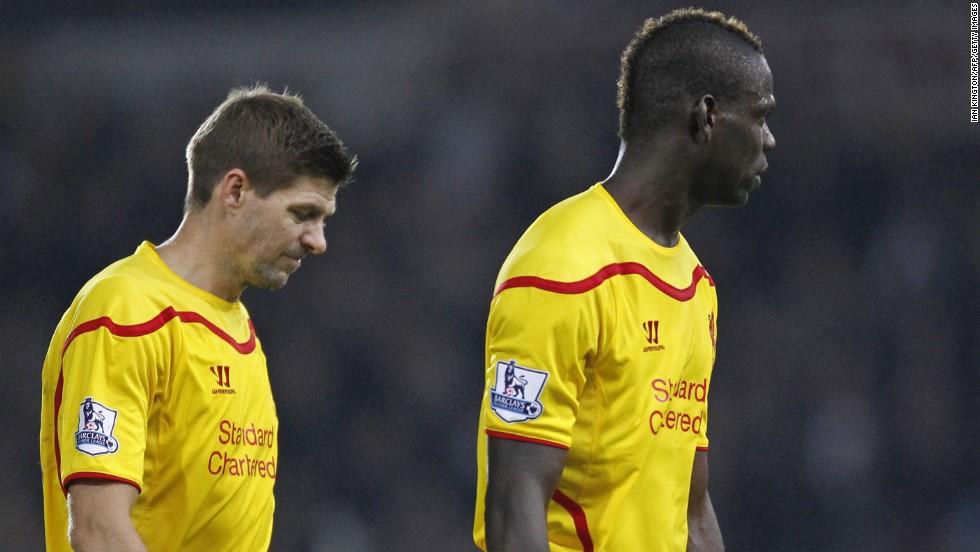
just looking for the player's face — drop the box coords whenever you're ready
[694,55,776,207]
[236,175,338,291]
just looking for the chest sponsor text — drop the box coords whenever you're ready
[208,418,277,479]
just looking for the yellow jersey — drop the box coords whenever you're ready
[40,242,278,551]
[475,185,718,551]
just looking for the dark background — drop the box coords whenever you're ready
[2,1,977,550]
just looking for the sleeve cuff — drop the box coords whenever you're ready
[486,429,570,450]
[63,472,142,496]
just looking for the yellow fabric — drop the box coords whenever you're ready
[41,242,277,551]
[474,185,718,551]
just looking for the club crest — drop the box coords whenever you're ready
[490,360,548,423]
[75,397,119,456]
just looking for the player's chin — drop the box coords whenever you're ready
[739,183,756,203]
[731,176,760,205]
[250,269,290,291]
[709,189,751,208]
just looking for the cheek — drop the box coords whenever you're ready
[736,128,763,161]
[243,218,288,256]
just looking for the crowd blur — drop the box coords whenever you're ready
[1,1,975,550]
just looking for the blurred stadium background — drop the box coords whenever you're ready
[1,1,976,550]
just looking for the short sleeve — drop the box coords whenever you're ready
[56,282,170,492]
[482,286,601,449]
[695,291,718,451]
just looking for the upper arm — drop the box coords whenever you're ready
[687,450,724,551]
[487,436,568,507]
[481,274,597,549]
[689,449,709,511]
[67,479,147,551]
[485,436,568,552]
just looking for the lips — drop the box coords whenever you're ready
[753,163,768,188]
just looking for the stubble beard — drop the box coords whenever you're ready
[248,262,290,291]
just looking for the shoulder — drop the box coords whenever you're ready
[69,250,175,327]
[497,186,615,284]
[522,186,608,246]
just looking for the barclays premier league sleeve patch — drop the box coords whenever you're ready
[490,360,548,423]
[75,397,120,456]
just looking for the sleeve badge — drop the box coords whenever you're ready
[75,397,120,456]
[489,360,548,423]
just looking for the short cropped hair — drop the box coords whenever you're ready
[185,85,357,212]
[617,8,764,138]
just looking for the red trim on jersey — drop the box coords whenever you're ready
[696,445,710,451]
[53,370,65,496]
[494,263,715,300]
[62,306,256,355]
[53,307,255,495]
[485,430,570,450]
[63,472,142,496]
[552,489,594,552]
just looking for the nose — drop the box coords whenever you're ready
[301,225,327,255]
[763,122,775,151]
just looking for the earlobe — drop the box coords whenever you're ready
[690,95,716,145]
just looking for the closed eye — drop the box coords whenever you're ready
[290,208,322,222]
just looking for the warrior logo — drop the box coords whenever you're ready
[75,397,119,456]
[210,365,231,388]
[643,320,660,344]
[210,365,236,395]
[489,360,548,423]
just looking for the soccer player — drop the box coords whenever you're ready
[474,9,775,552]
[40,85,357,551]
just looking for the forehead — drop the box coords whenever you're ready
[740,56,775,108]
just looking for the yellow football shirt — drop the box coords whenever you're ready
[40,242,278,551]
[474,184,718,551]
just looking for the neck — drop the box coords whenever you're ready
[155,212,244,302]
[601,139,699,248]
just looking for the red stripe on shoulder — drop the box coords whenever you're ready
[63,472,142,497]
[63,306,256,355]
[485,430,570,450]
[552,489,595,552]
[494,263,714,301]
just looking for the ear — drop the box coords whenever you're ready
[215,169,251,211]
[689,95,717,145]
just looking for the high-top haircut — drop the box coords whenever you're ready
[185,85,358,212]
[617,8,764,139]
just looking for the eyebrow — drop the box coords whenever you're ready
[291,202,333,218]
